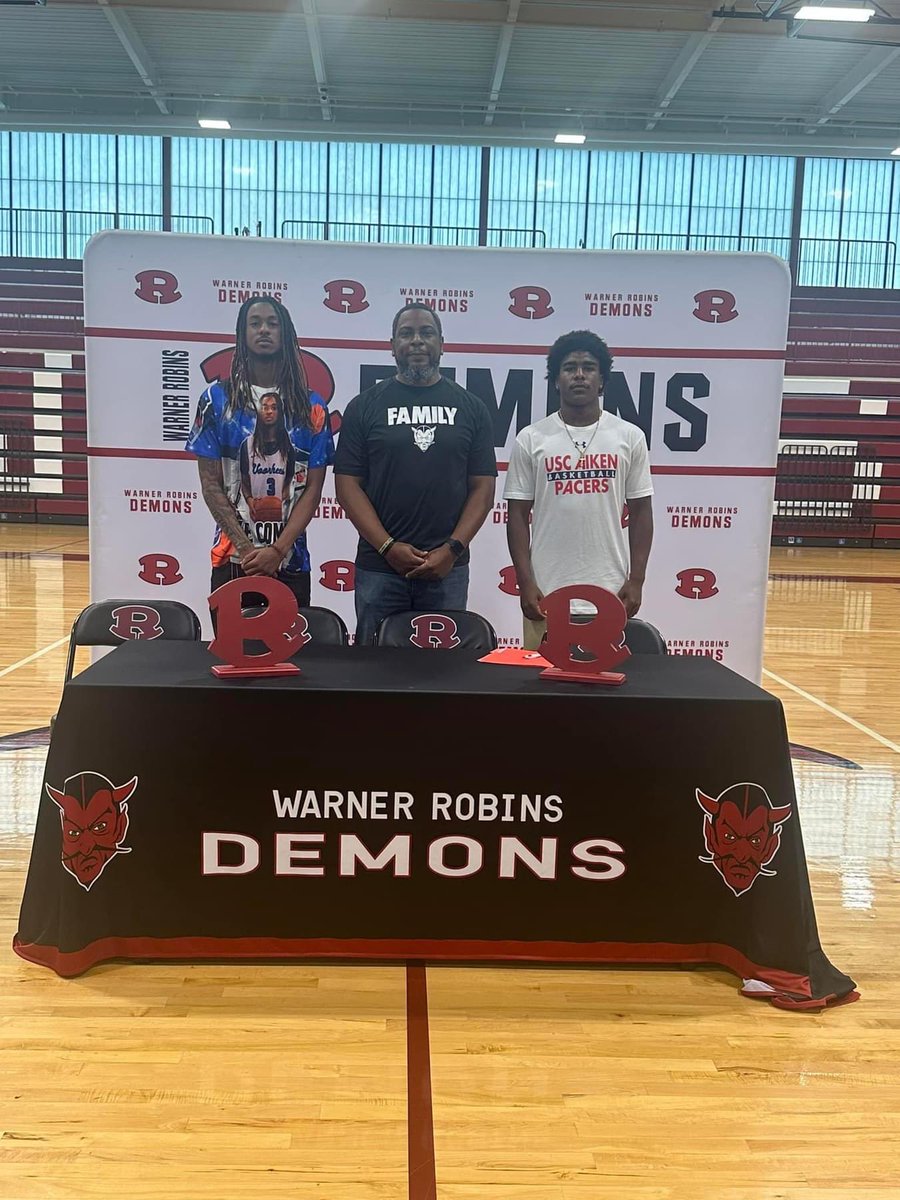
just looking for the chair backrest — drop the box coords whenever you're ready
[64,599,202,683]
[624,617,667,654]
[239,604,349,648]
[375,609,498,654]
[298,606,349,646]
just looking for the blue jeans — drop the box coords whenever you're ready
[354,564,469,646]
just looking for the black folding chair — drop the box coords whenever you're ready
[299,606,350,646]
[63,599,202,685]
[551,614,667,660]
[240,604,349,647]
[624,618,667,654]
[375,609,498,654]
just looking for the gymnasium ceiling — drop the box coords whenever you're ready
[2,0,900,156]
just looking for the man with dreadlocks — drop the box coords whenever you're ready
[187,296,334,609]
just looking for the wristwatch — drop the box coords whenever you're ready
[444,538,466,558]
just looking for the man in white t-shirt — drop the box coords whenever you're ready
[504,329,654,649]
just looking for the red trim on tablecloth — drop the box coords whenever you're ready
[11,933,851,1007]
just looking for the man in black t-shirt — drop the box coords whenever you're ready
[334,303,498,644]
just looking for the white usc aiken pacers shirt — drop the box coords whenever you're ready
[504,410,653,607]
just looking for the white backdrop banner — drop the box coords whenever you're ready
[83,232,790,680]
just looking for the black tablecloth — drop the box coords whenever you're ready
[14,642,856,1008]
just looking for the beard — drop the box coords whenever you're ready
[396,361,441,385]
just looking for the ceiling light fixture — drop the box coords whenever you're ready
[554,133,586,145]
[198,118,231,130]
[794,5,875,21]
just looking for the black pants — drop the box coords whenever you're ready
[210,563,311,632]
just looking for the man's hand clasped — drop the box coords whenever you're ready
[241,545,283,577]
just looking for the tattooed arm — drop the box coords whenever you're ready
[197,457,254,561]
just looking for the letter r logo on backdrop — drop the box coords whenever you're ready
[675,568,719,600]
[508,286,554,320]
[693,290,738,324]
[134,270,182,305]
[323,279,369,314]
[319,561,355,592]
[138,554,183,586]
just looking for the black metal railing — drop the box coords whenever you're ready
[612,231,791,256]
[611,231,897,289]
[279,220,546,247]
[1,205,895,288]
[0,208,215,259]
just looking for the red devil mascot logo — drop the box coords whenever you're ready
[697,782,791,896]
[46,772,137,891]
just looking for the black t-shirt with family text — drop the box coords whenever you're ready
[333,376,498,573]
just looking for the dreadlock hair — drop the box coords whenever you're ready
[251,393,293,463]
[225,295,312,428]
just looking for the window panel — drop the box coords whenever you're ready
[637,152,692,248]
[328,142,380,241]
[379,143,431,243]
[888,160,900,289]
[118,135,163,227]
[689,154,742,246]
[535,147,589,249]
[11,132,64,257]
[585,151,640,249]
[487,147,537,246]
[224,139,275,238]
[172,137,223,235]
[276,140,328,240]
[64,134,117,256]
[0,133,10,256]
[741,155,794,257]
[432,145,480,245]
[801,157,894,286]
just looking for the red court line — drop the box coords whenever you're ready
[406,964,437,1200]
[84,326,785,359]
[0,551,88,562]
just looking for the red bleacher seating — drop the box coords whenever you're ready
[780,289,900,547]
[0,258,86,522]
